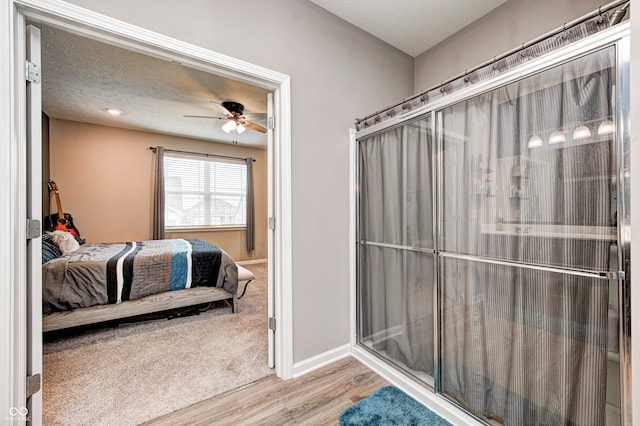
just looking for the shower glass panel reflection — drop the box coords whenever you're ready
[357,117,435,384]
[439,46,620,425]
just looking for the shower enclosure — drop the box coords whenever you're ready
[355,25,630,426]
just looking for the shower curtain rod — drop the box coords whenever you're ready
[148,146,256,162]
[355,0,629,127]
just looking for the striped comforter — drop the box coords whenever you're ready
[43,238,238,314]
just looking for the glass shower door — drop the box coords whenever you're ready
[438,46,620,425]
[357,116,435,383]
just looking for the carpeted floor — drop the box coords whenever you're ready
[42,262,272,426]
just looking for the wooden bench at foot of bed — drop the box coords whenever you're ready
[43,265,256,333]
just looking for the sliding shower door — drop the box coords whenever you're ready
[357,116,435,383]
[438,46,621,425]
[356,29,629,426]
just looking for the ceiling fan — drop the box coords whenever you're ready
[184,101,268,135]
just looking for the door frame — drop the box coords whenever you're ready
[25,24,43,425]
[1,0,294,419]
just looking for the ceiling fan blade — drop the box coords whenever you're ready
[244,121,267,134]
[184,115,226,120]
[210,101,232,116]
[241,113,268,120]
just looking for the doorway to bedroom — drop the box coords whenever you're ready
[24,13,284,425]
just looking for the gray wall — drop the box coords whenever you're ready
[62,0,414,363]
[414,0,605,92]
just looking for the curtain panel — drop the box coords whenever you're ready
[438,46,615,425]
[152,146,165,240]
[245,157,255,253]
[358,117,435,378]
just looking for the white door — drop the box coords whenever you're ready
[26,24,43,425]
[267,92,275,368]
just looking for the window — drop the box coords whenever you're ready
[164,154,247,228]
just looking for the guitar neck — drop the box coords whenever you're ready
[54,192,64,218]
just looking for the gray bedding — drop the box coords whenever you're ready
[43,238,238,314]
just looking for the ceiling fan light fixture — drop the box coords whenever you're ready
[186,101,266,135]
[221,120,236,133]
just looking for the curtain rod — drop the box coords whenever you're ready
[149,146,256,162]
[355,0,629,126]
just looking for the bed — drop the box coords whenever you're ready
[41,233,254,332]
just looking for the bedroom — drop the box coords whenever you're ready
[33,21,275,424]
[38,25,270,256]
[1,0,639,425]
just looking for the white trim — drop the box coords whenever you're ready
[236,258,268,266]
[352,346,482,426]
[14,7,30,425]
[25,23,43,425]
[12,0,286,88]
[4,0,294,419]
[266,91,275,369]
[273,79,294,379]
[292,344,352,378]
[1,0,24,421]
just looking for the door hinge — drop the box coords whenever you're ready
[268,217,276,231]
[26,219,41,240]
[268,116,275,130]
[25,60,41,84]
[268,317,276,331]
[26,374,41,399]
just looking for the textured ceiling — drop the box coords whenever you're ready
[309,0,508,57]
[38,24,270,147]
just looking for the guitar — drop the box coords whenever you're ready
[45,180,80,236]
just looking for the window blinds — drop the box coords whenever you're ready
[164,154,247,227]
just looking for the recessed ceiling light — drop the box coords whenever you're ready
[106,108,122,116]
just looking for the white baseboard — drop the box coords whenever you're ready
[292,343,352,378]
[236,258,267,266]
[352,346,483,426]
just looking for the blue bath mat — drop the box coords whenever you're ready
[339,386,453,426]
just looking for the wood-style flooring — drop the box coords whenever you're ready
[144,356,389,426]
